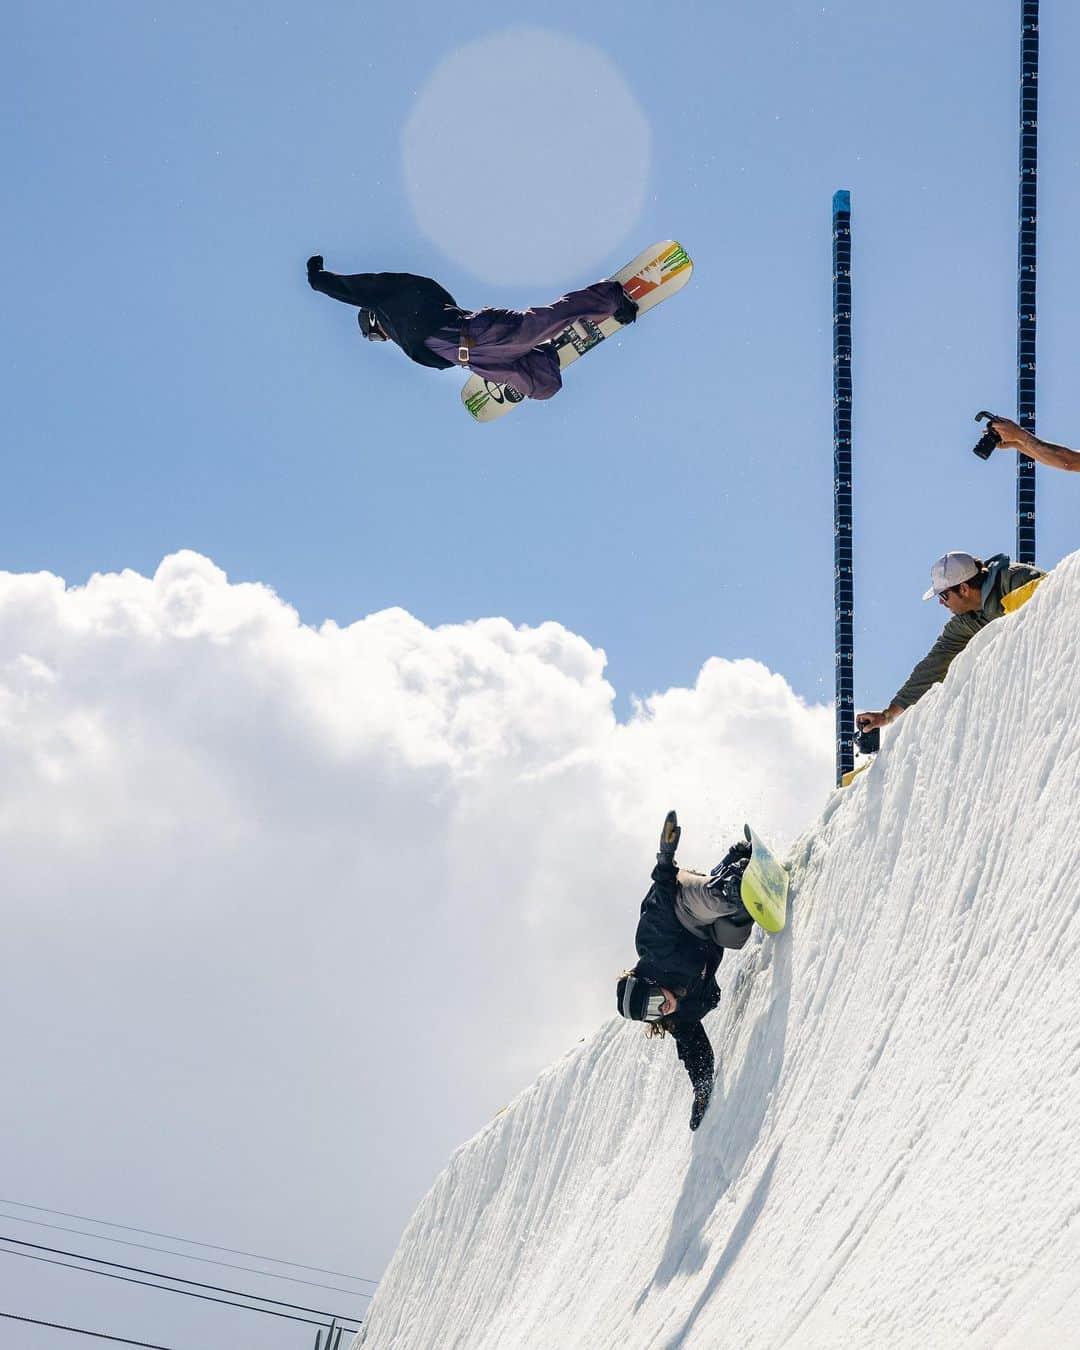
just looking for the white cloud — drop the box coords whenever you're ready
[0,552,832,1267]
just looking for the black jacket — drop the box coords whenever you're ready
[633,860,720,993]
[633,860,724,1094]
[308,268,465,370]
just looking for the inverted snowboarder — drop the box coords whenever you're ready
[305,255,639,401]
[615,811,756,1131]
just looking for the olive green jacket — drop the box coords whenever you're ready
[892,554,1045,710]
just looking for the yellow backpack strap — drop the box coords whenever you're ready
[1001,575,1045,614]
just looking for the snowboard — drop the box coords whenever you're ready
[461,240,693,423]
[739,824,789,934]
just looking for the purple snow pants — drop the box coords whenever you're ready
[424,280,625,399]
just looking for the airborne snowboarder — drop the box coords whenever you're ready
[305,255,639,401]
[616,811,756,1132]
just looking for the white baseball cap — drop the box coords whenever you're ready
[922,551,980,600]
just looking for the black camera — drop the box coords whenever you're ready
[972,410,1003,461]
[856,726,880,755]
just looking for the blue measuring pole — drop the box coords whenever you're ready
[832,190,854,787]
[1016,0,1038,564]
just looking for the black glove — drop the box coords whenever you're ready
[657,810,680,865]
[689,1079,713,1132]
[307,255,324,284]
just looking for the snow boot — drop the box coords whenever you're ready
[613,289,639,325]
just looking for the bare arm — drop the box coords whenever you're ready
[991,417,1080,473]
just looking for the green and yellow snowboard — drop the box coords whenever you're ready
[740,824,789,934]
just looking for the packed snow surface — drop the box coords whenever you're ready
[355,553,1080,1350]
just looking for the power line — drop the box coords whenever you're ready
[0,1250,360,1337]
[0,1210,373,1299]
[0,1236,361,1332]
[0,1196,378,1287]
[0,1310,176,1349]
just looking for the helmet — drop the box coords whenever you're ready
[616,973,666,1022]
[358,309,387,342]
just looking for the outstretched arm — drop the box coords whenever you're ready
[889,619,975,713]
[990,416,1080,473]
[857,615,978,731]
[306,256,387,308]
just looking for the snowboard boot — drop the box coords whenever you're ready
[612,288,639,326]
[689,1078,713,1132]
[706,850,750,909]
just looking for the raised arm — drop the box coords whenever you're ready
[306,255,387,308]
[990,416,1080,473]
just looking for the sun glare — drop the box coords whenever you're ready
[402,27,652,288]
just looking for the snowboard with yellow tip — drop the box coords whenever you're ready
[740,824,789,934]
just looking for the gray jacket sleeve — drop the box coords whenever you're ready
[891,614,983,709]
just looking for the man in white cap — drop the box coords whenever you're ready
[857,550,1046,733]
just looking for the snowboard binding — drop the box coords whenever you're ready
[972,410,1004,461]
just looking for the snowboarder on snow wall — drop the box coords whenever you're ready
[616,810,755,1132]
[305,255,639,401]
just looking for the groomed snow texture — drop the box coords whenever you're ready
[355,552,1080,1350]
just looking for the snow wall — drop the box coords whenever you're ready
[354,551,1080,1350]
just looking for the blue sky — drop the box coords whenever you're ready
[7,0,1077,724]
[5,3,1080,1344]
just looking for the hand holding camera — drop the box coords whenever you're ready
[972,410,1004,460]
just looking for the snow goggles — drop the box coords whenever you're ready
[617,974,666,1022]
[358,309,387,342]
